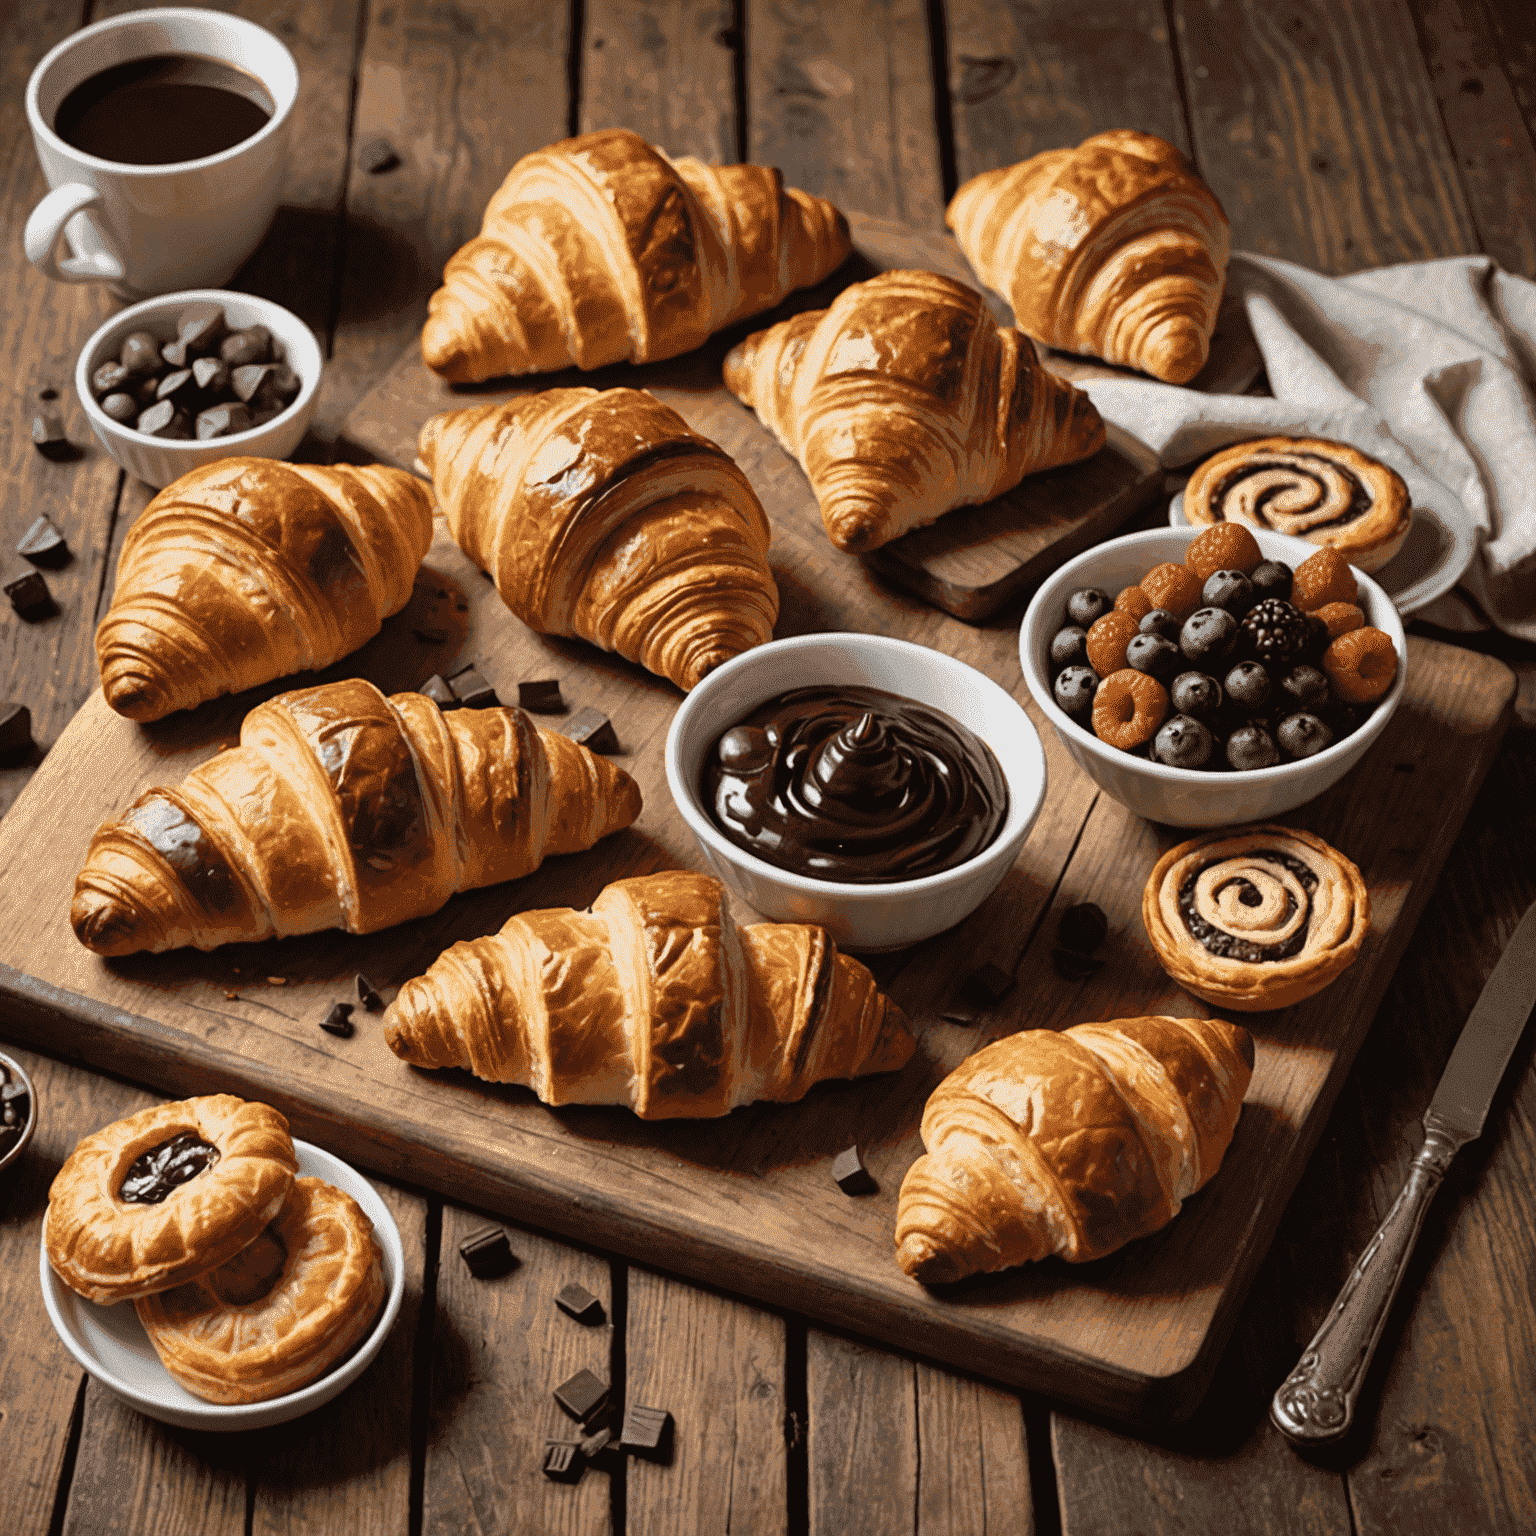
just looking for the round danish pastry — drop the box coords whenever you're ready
[45,1095,297,1304]
[1142,824,1370,1011]
[1183,436,1411,573]
[135,1176,385,1404]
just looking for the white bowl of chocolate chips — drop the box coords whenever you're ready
[0,1050,37,1176]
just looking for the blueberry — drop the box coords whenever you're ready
[1277,712,1334,760]
[1249,560,1293,602]
[1125,632,1181,682]
[1066,587,1112,627]
[1280,664,1329,711]
[1171,671,1223,719]
[1321,699,1363,739]
[1180,606,1238,666]
[1054,666,1099,717]
[1227,723,1279,770]
[1050,625,1089,670]
[1153,714,1215,769]
[1202,569,1255,617]
[1138,608,1182,643]
[1224,660,1272,711]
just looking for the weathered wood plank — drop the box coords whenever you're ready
[624,1269,788,1535]
[422,1208,612,1535]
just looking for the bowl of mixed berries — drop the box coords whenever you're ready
[1019,524,1407,827]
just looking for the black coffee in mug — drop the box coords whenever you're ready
[53,53,273,166]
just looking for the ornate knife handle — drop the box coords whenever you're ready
[1270,1119,1464,1445]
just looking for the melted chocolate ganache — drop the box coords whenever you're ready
[119,1131,221,1204]
[703,685,1007,883]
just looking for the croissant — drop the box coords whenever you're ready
[421,127,852,382]
[96,458,435,723]
[721,268,1105,553]
[947,130,1231,385]
[419,387,778,691]
[71,677,642,956]
[384,869,915,1119]
[895,1016,1253,1284]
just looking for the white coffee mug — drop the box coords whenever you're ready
[24,8,298,298]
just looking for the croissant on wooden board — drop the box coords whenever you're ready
[384,869,915,1119]
[947,130,1231,385]
[721,268,1105,553]
[95,458,435,723]
[420,127,852,383]
[895,1016,1253,1284]
[71,677,642,956]
[418,387,778,691]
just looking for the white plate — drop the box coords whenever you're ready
[1169,483,1476,619]
[40,1139,404,1431]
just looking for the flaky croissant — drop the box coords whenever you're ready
[421,127,851,382]
[722,268,1105,553]
[419,387,778,691]
[947,130,1231,385]
[385,869,915,1119]
[71,677,641,956]
[895,1016,1252,1284]
[96,458,435,723]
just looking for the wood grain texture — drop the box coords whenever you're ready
[624,1269,788,1535]
[1173,0,1480,270]
[746,0,947,228]
[423,1208,612,1536]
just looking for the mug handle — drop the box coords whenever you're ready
[24,183,126,284]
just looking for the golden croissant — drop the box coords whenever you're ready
[71,677,642,956]
[385,869,915,1119]
[419,387,778,691]
[947,130,1231,385]
[895,1016,1252,1284]
[421,127,852,382]
[96,458,435,723]
[721,268,1105,553]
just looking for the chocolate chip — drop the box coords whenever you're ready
[831,1145,877,1196]
[4,571,54,621]
[177,302,226,354]
[448,667,498,709]
[319,1002,354,1038]
[196,402,252,440]
[620,1405,674,1462]
[518,678,564,713]
[0,703,32,763]
[30,406,71,459]
[419,674,458,709]
[269,364,302,402]
[230,363,276,405]
[358,135,401,174]
[92,360,130,396]
[578,1424,614,1461]
[541,1441,584,1483]
[119,331,161,376]
[156,368,198,407]
[137,400,192,439]
[192,356,230,394]
[219,326,272,367]
[960,961,1014,1008]
[1057,902,1108,955]
[159,337,190,369]
[101,393,136,424]
[1051,948,1104,982]
[560,707,618,753]
[460,1225,518,1279]
[555,1282,605,1326]
[553,1368,609,1423]
[17,516,69,569]
[355,974,384,1012]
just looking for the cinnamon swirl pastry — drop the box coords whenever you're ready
[1183,437,1411,573]
[1143,825,1370,1011]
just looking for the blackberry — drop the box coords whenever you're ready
[1240,598,1308,663]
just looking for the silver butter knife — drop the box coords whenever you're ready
[1271,897,1536,1446]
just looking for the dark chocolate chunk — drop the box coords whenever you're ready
[31,406,71,459]
[1057,902,1108,955]
[137,400,191,439]
[448,667,498,709]
[192,356,230,394]
[553,1368,609,1423]
[561,707,618,753]
[959,961,1014,1008]
[269,363,302,402]
[0,702,33,764]
[620,1405,674,1462]
[419,673,459,709]
[155,368,198,407]
[1051,948,1104,982]
[159,337,190,369]
[358,134,401,174]
[196,402,253,440]
[177,302,226,353]
[578,1425,614,1460]
[93,359,130,396]
[555,1282,605,1326]
[119,331,161,376]
[460,1225,518,1279]
[101,392,137,424]
[4,571,54,621]
[17,516,70,569]
[518,678,564,713]
[541,1441,584,1483]
[320,1002,354,1038]
[355,973,384,1012]
[219,326,272,367]
[230,363,277,406]
[831,1145,877,1196]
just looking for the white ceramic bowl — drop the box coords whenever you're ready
[1020,527,1408,828]
[666,633,1048,952]
[0,1050,38,1177]
[40,1139,404,1431]
[74,289,322,488]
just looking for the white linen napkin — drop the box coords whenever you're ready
[1078,253,1536,639]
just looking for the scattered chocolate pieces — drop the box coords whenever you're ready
[358,135,401,174]
[137,399,191,440]
[960,961,1014,1008]
[30,398,71,460]
[320,1002,354,1038]
[831,1145,877,1196]
[460,1225,518,1279]
[4,571,55,621]
[553,1367,609,1423]
[448,667,498,709]
[17,516,69,569]
[191,356,230,394]
[560,707,618,753]
[418,673,458,709]
[579,1424,614,1460]
[0,703,33,764]
[518,678,564,713]
[555,1282,605,1326]
[542,1441,584,1483]
[1051,948,1104,982]
[1057,902,1108,956]
[355,973,384,1013]
[620,1405,674,1462]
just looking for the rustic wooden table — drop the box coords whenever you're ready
[3,1,1534,1532]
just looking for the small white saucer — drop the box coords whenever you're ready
[40,1139,404,1431]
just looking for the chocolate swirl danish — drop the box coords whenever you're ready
[1142,825,1370,1011]
[1183,436,1411,573]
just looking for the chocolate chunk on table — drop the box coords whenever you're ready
[459,1225,518,1279]
[0,703,32,764]
[518,678,564,713]
[30,402,71,461]
[1058,902,1108,955]
[831,1145,877,1196]
[448,667,498,709]
[560,707,618,753]
[541,1441,584,1483]
[418,674,459,709]
[4,571,55,621]
[578,1425,614,1461]
[16,516,69,569]
[960,961,1015,1008]
[620,1405,674,1462]
[552,1368,609,1423]
[358,134,401,174]
[355,974,384,1013]
[555,1282,605,1326]
[319,1002,354,1038]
